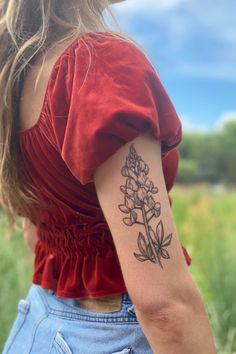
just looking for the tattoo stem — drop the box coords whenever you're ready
[141,206,162,267]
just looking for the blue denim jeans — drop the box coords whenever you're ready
[3,284,153,353]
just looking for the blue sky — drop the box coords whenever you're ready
[109,0,236,133]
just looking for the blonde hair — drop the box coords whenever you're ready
[0,0,147,236]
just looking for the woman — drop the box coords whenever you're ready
[0,0,217,353]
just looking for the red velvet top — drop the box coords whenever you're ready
[17,32,191,299]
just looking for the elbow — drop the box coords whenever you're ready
[134,284,203,335]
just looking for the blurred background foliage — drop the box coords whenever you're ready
[177,120,236,185]
[173,185,236,353]
[1,186,235,353]
[0,118,236,353]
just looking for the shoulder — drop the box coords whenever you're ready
[48,31,155,88]
[46,31,157,106]
[77,31,148,56]
[69,31,156,76]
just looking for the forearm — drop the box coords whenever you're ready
[135,291,217,354]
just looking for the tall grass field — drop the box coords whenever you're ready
[0,184,235,353]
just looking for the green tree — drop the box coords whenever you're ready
[178,119,236,184]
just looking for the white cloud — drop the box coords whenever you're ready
[215,111,236,131]
[180,111,236,133]
[111,0,186,15]
[180,115,210,133]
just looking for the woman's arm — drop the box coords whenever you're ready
[94,133,216,354]
[21,217,38,252]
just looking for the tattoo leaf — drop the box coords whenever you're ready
[162,234,172,247]
[125,196,135,210]
[134,194,142,206]
[151,187,158,194]
[137,232,148,256]
[126,188,134,197]
[120,185,126,194]
[156,220,164,246]
[118,205,130,213]
[154,203,161,217]
[144,164,149,174]
[123,217,133,226]
[133,253,148,262]
[160,248,170,259]
[127,178,138,191]
[137,187,147,201]
[130,210,138,223]
[121,167,129,177]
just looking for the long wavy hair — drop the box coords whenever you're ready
[0,0,143,236]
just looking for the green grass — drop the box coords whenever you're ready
[172,184,236,353]
[0,184,236,352]
[0,216,33,351]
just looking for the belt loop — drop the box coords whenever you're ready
[121,292,130,303]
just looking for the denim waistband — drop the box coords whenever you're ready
[30,285,137,323]
[3,284,153,354]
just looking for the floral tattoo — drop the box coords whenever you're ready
[118,144,172,269]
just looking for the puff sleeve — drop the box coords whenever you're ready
[59,33,182,185]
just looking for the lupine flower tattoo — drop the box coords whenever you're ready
[118,144,172,269]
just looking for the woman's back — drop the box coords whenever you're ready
[19,38,76,132]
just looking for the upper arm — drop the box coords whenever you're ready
[94,133,193,310]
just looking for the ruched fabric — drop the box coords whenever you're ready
[17,32,191,299]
